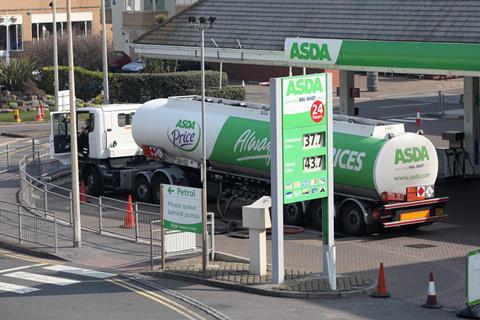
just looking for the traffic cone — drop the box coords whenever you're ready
[35,105,43,122]
[421,273,443,309]
[371,262,390,298]
[13,109,21,123]
[80,180,87,203]
[121,195,135,229]
[416,108,422,125]
[40,105,45,118]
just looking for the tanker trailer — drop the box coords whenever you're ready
[132,96,448,235]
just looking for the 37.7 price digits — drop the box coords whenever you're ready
[303,132,325,149]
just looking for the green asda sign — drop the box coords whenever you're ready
[284,37,480,72]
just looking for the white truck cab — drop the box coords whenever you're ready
[50,104,142,165]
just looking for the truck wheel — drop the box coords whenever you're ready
[134,176,152,203]
[151,173,170,204]
[340,202,366,236]
[283,202,304,226]
[84,166,101,197]
[307,199,323,230]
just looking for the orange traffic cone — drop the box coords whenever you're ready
[421,273,443,309]
[416,108,422,125]
[371,262,390,298]
[13,109,21,123]
[80,180,87,203]
[35,105,43,122]
[121,195,135,229]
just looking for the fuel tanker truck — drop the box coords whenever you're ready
[132,96,448,235]
[50,96,448,235]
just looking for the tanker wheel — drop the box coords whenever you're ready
[151,173,170,204]
[83,166,101,197]
[307,199,323,230]
[283,202,304,226]
[340,202,366,236]
[134,176,152,203]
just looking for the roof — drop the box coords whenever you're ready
[135,0,480,50]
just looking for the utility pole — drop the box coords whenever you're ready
[101,0,110,104]
[66,0,82,247]
[189,16,216,272]
[50,1,60,111]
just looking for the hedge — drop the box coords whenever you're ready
[36,66,245,102]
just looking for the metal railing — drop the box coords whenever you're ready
[0,199,58,252]
[0,139,42,173]
[18,150,214,255]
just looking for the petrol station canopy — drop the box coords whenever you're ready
[133,0,480,76]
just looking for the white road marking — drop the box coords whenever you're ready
[0,281,40,294]
[378,102,432,109]
[0,263,46,274]
[4,271,80,286]
[404,116,438,121]
[387,118,417,123]
[43,265,116,279]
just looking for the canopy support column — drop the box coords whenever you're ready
[339,70,355,116]
[464,76,480,175]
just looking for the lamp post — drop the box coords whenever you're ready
[101,0,110,104]
[66,0,82,247]
[49,1,60,111]
[189,15,215,272]
[0,14,18,64]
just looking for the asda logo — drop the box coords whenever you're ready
[290,42,332,61]
[394,146,430,164]
[286,77,323,96]
[167,119,200,152]
[284,38,343,65]
[333,148,366,172]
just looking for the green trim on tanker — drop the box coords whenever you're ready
[333,132,385,191]
[210,117,386,193]
[209,116,271,172]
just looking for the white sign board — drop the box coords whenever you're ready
[58,90,70,112]
[467,249,480,307]
[162,184,202,234]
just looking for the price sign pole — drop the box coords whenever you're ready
[458,249,480,319]
[270,73,335,288]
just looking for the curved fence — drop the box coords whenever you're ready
[18,150,204,254]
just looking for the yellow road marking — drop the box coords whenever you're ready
[108,278,206,320]
[0,250,59,265]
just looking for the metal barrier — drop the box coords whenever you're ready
[18,150,215,255]
[0,199,58,252]
[0,139,42,173]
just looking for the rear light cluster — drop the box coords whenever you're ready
[380,192,405,203]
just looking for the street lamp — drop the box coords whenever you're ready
[0,14,18,64]
[189,15,215,272]
[49,1,60,111]
[101,0,110,104]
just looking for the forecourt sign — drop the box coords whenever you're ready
[270,73,335,288]
[458,249,480,319]
[162,184,202,234]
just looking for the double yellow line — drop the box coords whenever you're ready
[108,278,207,320]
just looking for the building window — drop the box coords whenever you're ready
[32,21,92,40]
[0,24,23,51]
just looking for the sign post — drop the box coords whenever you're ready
[270,73,335,288]
[458,249,480,319]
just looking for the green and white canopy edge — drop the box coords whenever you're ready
[135,37,480,76]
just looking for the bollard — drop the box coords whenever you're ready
[13,108,21,122]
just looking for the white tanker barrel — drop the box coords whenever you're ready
[132,97,438,200]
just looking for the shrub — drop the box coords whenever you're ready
[109,70,229,102]
[36,66,103,101]
[37,68,245,102]
[0,56,38,91]
[22,34,114,71]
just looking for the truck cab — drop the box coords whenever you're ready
[50,104,142,164]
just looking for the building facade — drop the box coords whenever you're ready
[109,0,197,56]
[0,0,104,58]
